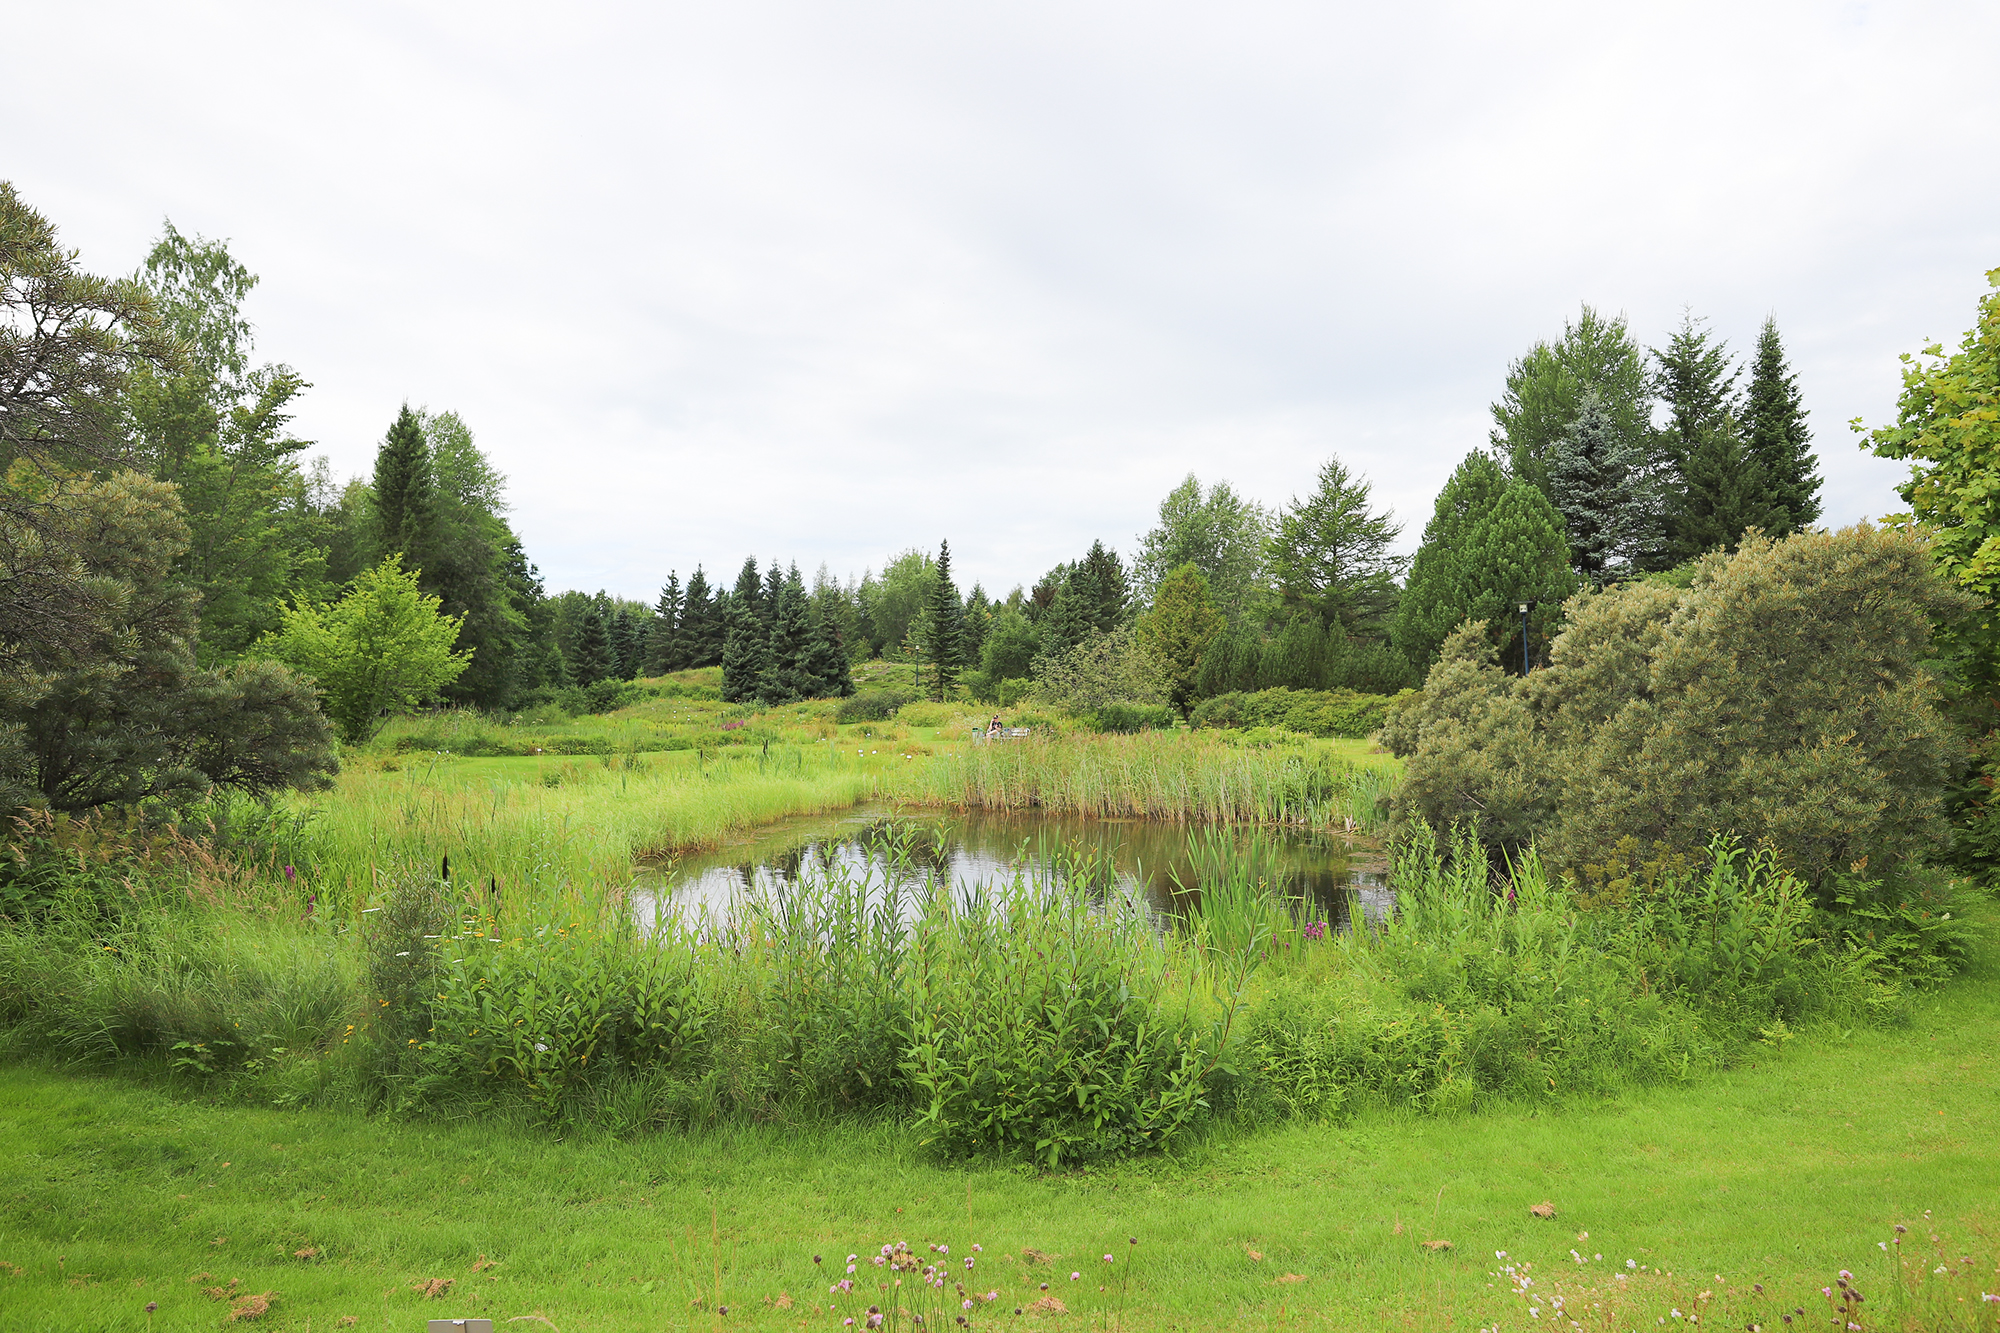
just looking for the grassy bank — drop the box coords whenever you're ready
[0,911,1994,1331]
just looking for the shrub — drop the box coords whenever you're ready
[837,688,914,723]
[1391,526,1972,895]
[1191,687,1406,739]
[1085,701,1177,733]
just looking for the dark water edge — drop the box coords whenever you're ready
[634,800,1391,931]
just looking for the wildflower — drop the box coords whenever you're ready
[965,1258,974,1270]
[146,1303,158,1314]
[534,1042,549,1053]
[1070,1272,1079,1281]
[972,1245,983,1253]
[283,865,296,882]
[850,1255,859,1264]
[1039,1283,1048,1291]
[848,1265,857,1275]
[1627,1260,1637,1269]
[1878,1242,1888,1251]
[844,1320,855,1328]
[1103,1255,1113,1264]
[815,1255,823,1265]
[873,1257,885,1268]
[1130,1237,1138,1245]
[962,1300,974,1311]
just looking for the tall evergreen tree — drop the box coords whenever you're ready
[718,602,769,704]
[1742,315,1821,531]
[1674,414,1784,556]
[372,404,434,563]
[1392,452,1512,668]
[1651,312,1746,561]
[682,566,720,667]
[571,608,615,687]
[803,605,856,698]
[761,561,785,631]
[612,607,646,679]
[1546,389,1651,584]
[962,583,992,668]
[1072,541,1130,632]
[759,569,813,704]
[732,557,763,626]
[1267,454,1403,633]
[922,540,965,700]
[647,572,684,674]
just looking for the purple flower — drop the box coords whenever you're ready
[283,865,296,882]
[1102,1254,1113,1264]
[1302,921,1326,941]
[1070,1272,1079,1281]
[965,1257,974,1270]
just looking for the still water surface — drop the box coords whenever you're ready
[637,802,1391,931]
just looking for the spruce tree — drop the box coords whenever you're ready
[372,404,435,565]
[571,608,615,687]
[1491,306,1652,500]
[1652,312,1743,559]
[719,603,769,704]
[647,572,684,675]
[923,540,966,700]
[682,566,718,667]
[613,608,646,679]
[1674,414,1783,557]
[803,605,855,697]
[1742,316,1820,531]
[762,562,785,632]
[732,557,763,626]
[759,569,812,703]
[1073,541,1130,632]
[962,583,992,668]
[1546,389,1650,584]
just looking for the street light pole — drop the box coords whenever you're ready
[1519,602,1530,675]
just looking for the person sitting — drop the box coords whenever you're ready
[987,716,1002,737]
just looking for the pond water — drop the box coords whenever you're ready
[635,801,1392,931]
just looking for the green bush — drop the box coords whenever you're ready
[1191,687,1405,739]
[1390,527,1972,898]
[836,688,914,723]
[1085,701,1177,733]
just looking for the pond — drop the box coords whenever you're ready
[635,801,1392,932]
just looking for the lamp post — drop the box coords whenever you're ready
[1518,602,1531,675]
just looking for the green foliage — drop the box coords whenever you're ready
[979,604,1040,681]
[259,555,471,745]
[1266,455,1403,632]
[1083,701,1178,733]
[1391,527,1973,899]
[835,688,916,723]
[1546,389,1649,583]
[1491,304,1654,507]
[1136,562,1223,715]
[1029,627,1169,715]
[0,469,337,811]
[1132,474,1271,624]
[860,549,934,658]
[1743,315,1820,531]
[1672,411,1785,558]
[917,540,964,701]
[371,405,433,562]
[1394,457,1577,671]
[1190,687,1405,739]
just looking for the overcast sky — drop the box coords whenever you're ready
[10,1,1999,600]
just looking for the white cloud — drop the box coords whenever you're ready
[9,0,1997,597]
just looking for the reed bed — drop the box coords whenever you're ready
[287,746,882,909]
[901,732,1367,825]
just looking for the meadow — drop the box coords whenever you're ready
[2,676,1995,1330]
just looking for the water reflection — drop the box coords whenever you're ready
[635,803,1391,931]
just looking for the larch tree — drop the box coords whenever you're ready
[1266,454,1403,633]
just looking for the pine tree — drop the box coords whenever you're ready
[1034,582,1086,665]
[612,608,645,680]
[1674,414,1783,556]
[372,404,434,566]
[761,562,785,631]
[1742,316,1820,532]
[682,566,719,667]
[1546,389,1650,584]
[719,603,769,703]
[647,572,684,674]
[571,608,615,687]
[922,541,966,700]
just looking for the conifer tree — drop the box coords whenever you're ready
[372,404,435,566]
[1674,414,1783,557]
[1491,306,1652,501]
[1034,582,1087,666]
[1393,452,1511,668]
[1135,563,1223,716]
[758,568,813,703]
[612,607,645,679]
[732,557,763,626]
[647,572,684,674]
[922,540,965,700]
[803,605,855,697]
[1546,389,1651,584]
[1742,316,1820,531]
[761,562,785,631]
[719,602,769,703]
[682,566,719,667]
[1267,455,1403,633]
[962,583,992,667]
[1072,541,1130,632]
[571,608,615,687]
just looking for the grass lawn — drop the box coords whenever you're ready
[3,916,1995,1333]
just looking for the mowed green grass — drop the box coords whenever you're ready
[3,915,1995,1333]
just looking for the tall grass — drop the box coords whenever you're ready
[903,731,1369,824]
[288,745,882,910]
